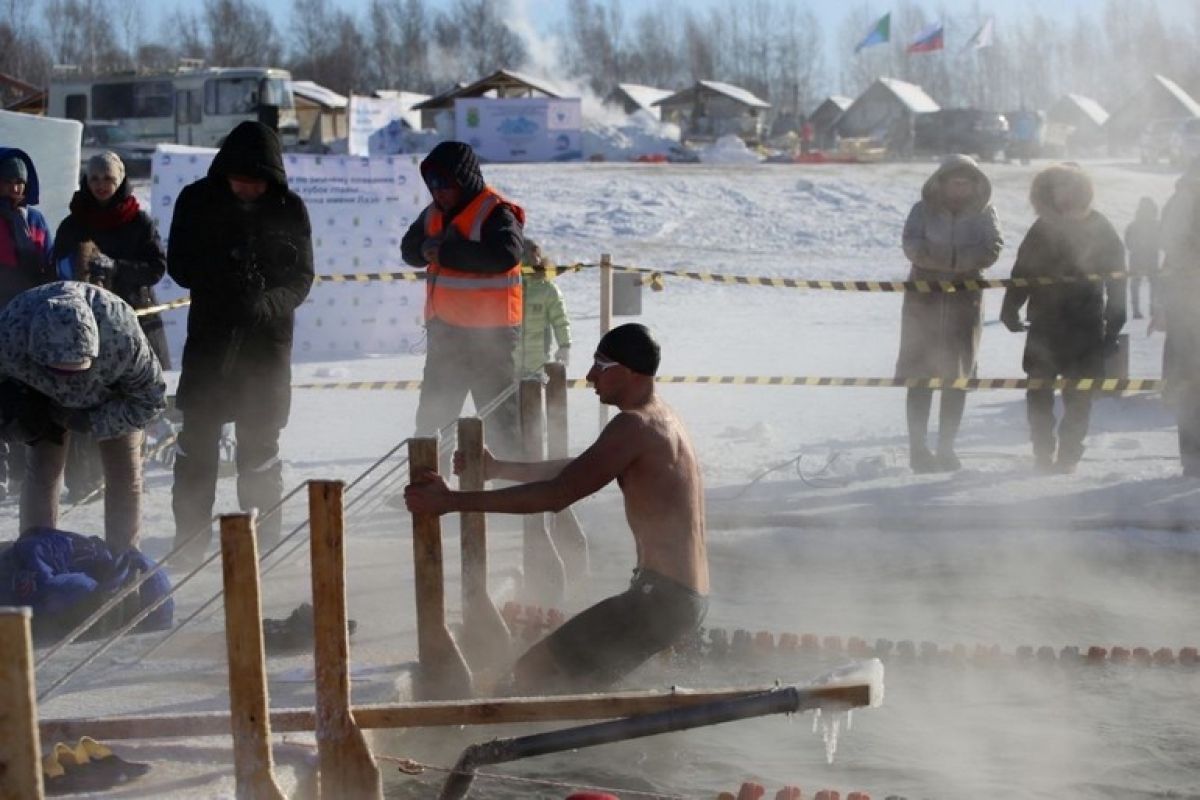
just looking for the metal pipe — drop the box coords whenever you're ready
[438,683,870,800]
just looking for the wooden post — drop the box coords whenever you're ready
[0,607,43,800]
[544,362,588,580]
[519,379,565,604]
[407,437,473,700]
[598,253,613,431]
[219,513,286,800]
[308,481,382,799]
[456,418,512,671]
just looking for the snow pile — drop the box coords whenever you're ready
[581,109,683,161]
[697,134,763,164]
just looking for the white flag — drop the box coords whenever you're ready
[966,17,994,50]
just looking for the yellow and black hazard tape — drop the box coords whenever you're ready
[294,376,1162,393]
[612,263,1129,293]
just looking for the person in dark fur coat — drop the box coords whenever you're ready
[167,122,314,561]
[1000,163,1127,473]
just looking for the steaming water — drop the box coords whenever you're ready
[378,523,1200,799]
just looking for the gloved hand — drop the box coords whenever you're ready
[554,346,570,366]
[1102,333,1122,358]
[421,238,442,264]
[1000,309,1026,333]
[87,253,115,288]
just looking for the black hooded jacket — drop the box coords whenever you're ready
[400,141,524,275]
[167,121,315,427]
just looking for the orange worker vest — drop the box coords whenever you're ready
[423,186,524,327]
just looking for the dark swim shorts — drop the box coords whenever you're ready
[545,568,708,688]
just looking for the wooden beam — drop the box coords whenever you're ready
[407,437,473,699]
[39,684,871,743]
[0,607,43,800]
[220,513,286,799]
[309,481,382,799]
[544,361,589,580]
[519,379,564,604]
[456,418,512,672]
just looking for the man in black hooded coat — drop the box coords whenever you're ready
[168,122,314,559]
[401,141,524,455]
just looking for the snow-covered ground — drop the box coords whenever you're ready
[12,157,1200,798]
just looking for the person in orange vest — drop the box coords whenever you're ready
[402,141,525,455]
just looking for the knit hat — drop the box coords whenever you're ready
[0,156,27,182]
[86,151,125,186]
[597,323,660,376]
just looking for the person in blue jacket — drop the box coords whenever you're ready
[0,148,54,502]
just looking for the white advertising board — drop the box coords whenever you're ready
[348,95,410,156]
[454,97,582,163]
[151,146,429,360]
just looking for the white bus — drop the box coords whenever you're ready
[48,66,300,148]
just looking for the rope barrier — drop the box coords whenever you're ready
[119,374,527,670]
[613,263,1129,293]
[295,375,1163,393]
[131,263,593,317]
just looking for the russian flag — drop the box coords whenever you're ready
[907,22,944,53]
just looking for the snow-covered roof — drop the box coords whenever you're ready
[1059,93,1109,127]
[375,90,432,108]
[1152,74,1200,118]
[876,78,939,114]
[697,80,770,109]
[412,69,565,110]
[289,80,347,109]
[616,83,672,113]
[653,80,771,110]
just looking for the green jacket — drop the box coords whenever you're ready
[517,274,570,374]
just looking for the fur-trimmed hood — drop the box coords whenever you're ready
[921,154,992,214]
[1030,163,1094,219]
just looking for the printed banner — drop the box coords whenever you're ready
[150,146,428,360]
[455,97,583,163]
[348,95,410,156]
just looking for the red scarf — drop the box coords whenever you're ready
[70,192,140,231]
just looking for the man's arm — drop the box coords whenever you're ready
[409,413,644,515]
[489,457,574,483]
[436,207,524,274]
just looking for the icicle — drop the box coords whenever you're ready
[811,706,821,734]
[819,711,843,764]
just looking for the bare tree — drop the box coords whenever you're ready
[203,0,282,67]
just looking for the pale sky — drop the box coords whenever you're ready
[142,0,1195,85]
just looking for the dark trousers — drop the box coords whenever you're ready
[172,413,283,558]
[1025,347,1103,465]
[21,432,144,552]
[906,387,966,453]
[415,320,520,457]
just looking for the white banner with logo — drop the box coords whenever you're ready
[455,97,582,163]
[348,95,411,156]
[151,146,429,360]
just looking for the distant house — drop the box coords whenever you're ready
[652,80,771,144]
[1047,93,1108,154]
[411,69,563,131]
[290,80,347,149]
[605,83,672,120]
[836,78,939,148]
[808,95,852,150]
[0,72,44,113]
[1105,74,1200,148]
[374,90,432,130]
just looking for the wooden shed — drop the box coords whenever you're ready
[651,80,771,144]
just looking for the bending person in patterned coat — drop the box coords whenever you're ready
[0,282,166,551]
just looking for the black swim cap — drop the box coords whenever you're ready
[597,323,660,376]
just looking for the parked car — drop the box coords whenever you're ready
[914,109,1010,162]
[80,121,156,179]
[1169,118,1200,167]
[1139,118,1188,164]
